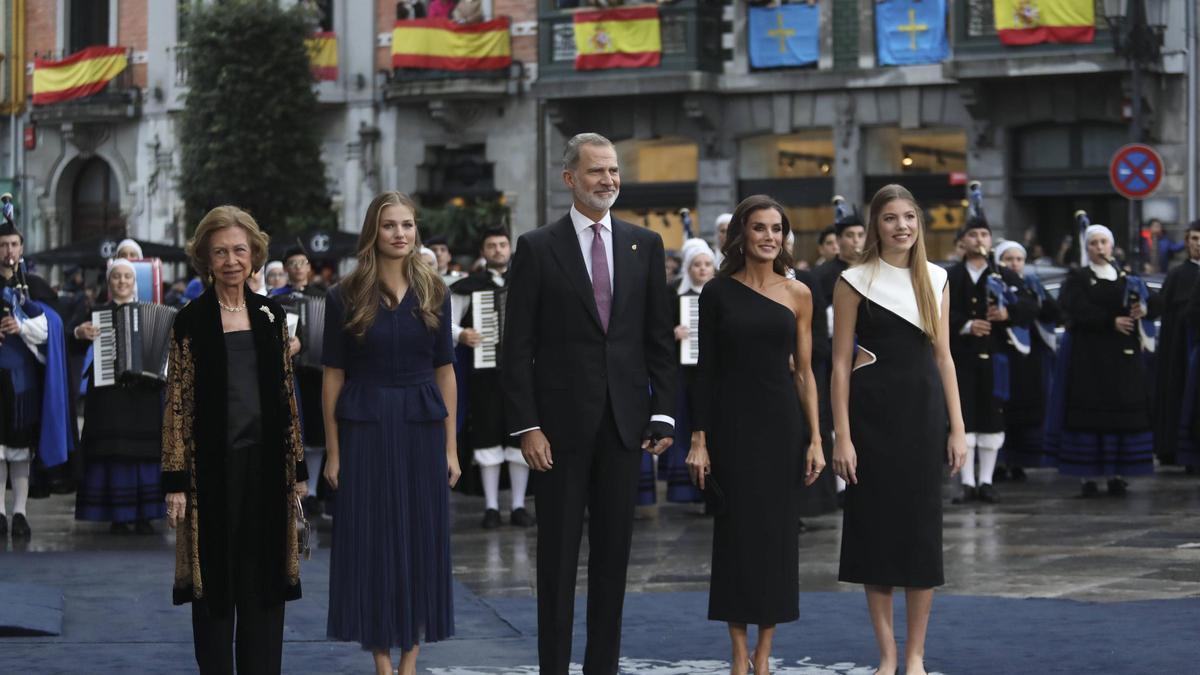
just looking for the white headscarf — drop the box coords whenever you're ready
[677,238,715,296]
[115,238,143,259]
[106,258,139,302]
[419,246,437,266]
[265,260,284,276]
[993,240,1026,263]
[1085,224,1114,245]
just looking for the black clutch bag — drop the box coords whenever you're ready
[702,474,727,517]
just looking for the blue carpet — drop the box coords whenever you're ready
[0,551,1196,673]
[0,581,63,636]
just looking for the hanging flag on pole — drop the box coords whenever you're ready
[875,0,949,66]
[748,4,819,69]
[574,6,662,71]
[994,0,1095,46]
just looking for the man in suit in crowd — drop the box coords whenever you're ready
[502,132,676,674]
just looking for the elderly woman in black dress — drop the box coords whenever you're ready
[831,185,967,675]
[162,205,307,675]
[686,195,824,675]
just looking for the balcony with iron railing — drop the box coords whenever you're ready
[30,47,142,124]
[534,0,725,99]
[382,16,529,102]
[946,0,1123,78]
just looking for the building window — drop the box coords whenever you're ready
[68,0,111,53]
[611,137,699,251]
[734,132,835,263]
[862,127,968,260]
[1015,122,1127,173]
[311,0,334,33]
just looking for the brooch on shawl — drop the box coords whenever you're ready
[259,305,275,322]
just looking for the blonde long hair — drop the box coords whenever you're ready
[859,184,940,341]
[339,192,445,338]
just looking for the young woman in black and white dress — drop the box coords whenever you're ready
[831,184,967,675]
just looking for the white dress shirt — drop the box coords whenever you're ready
[570,205,614,293]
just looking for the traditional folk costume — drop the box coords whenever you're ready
[0,239,74,540]
[449,268,533,528]
[1046,225,1157,496]
[74,260,166,531]
[994,242,1061,475]
[947,225,1037,503]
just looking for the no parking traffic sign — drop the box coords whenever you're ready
[1109,143,1164,200]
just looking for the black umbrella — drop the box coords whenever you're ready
[268,228,359,262]
[26,235,189,266]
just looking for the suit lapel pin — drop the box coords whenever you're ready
[259,305,274,322]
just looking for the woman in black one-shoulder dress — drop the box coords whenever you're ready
[831,185,967,675]
[687,195,824,675]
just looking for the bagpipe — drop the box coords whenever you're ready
[968,182,1030,355]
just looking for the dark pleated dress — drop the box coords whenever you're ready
[694,277,804,625]
[1046,267,1155,477]
[324,289,456,652]
[838,263,947,588]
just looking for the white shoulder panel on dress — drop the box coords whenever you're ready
[840,259,943,332]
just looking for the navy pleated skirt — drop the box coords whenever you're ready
[75,460,166,523]
[326,384,454,652]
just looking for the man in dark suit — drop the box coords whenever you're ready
[502,133,676,674]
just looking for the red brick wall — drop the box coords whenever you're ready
[494,0,535,66]
[376,0,394,73]
[118,0,148,88]
[25,0,56,62]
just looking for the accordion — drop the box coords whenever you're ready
[471,288,507,370]
[278,295,326,370]
[92,303,178,387]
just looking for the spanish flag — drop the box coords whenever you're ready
[994,0,1095,46]
[32,46,127,106]
[574,6,662,71]
[305,31,338,81]
[392,18,512,71]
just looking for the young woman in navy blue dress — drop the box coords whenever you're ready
[322,191,461,675]
[831,184,968,675]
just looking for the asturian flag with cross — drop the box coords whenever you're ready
[748,3,819,70]
[875,0,948,66]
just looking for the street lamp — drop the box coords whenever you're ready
[1102,0,1165,267]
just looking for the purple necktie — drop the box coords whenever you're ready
[590,223,612,332]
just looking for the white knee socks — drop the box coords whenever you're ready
[976,432,1004,486]
[0,460,7,516]
[508,460,529,510]
[9,459,29,515]
[480,463,501,511]
[961,433,977,487]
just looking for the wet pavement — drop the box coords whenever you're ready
[1,465,1198,672]
[5,466,1200,600]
